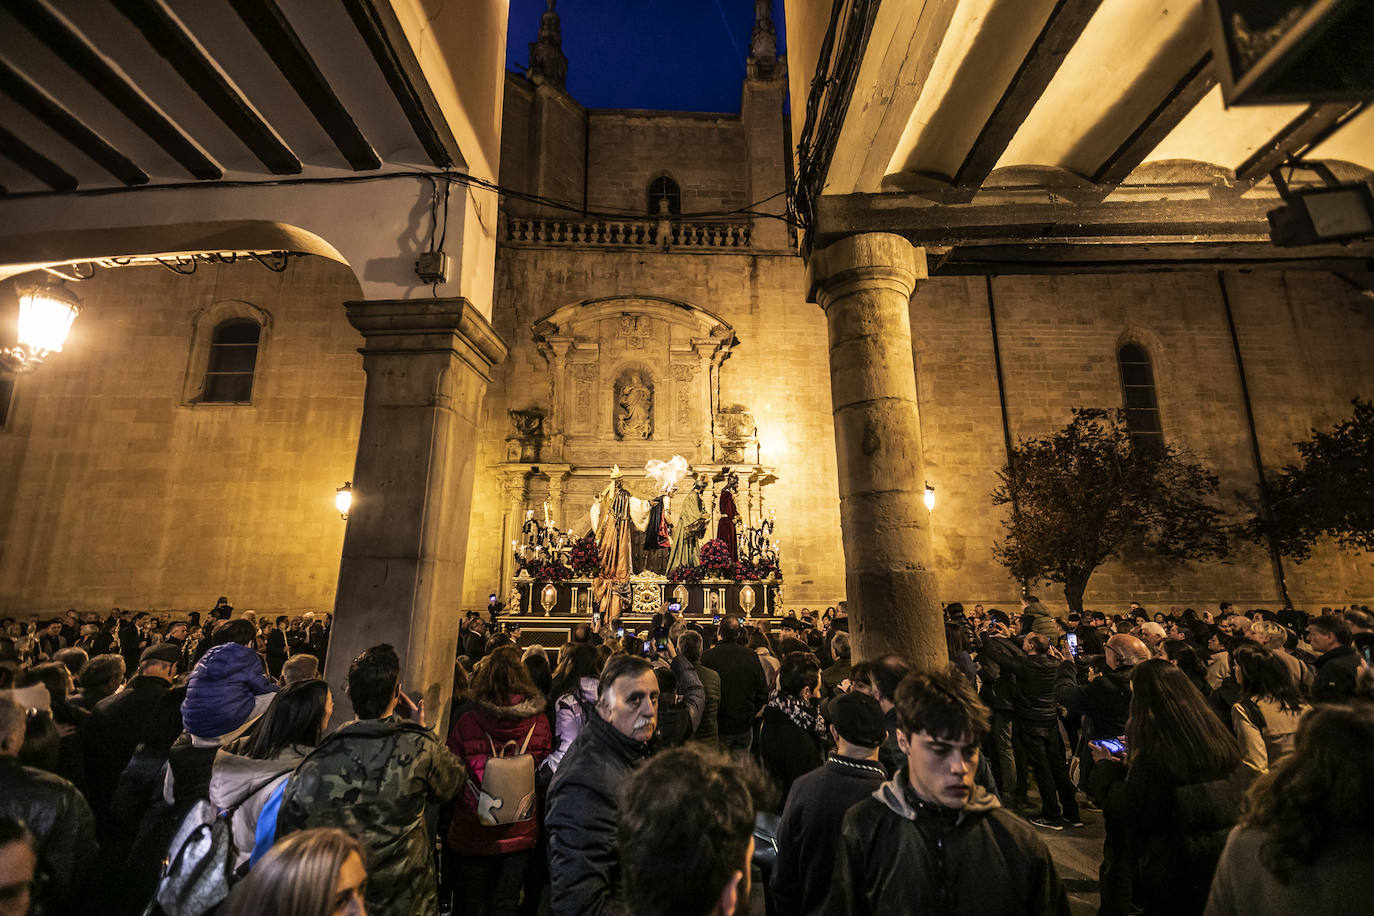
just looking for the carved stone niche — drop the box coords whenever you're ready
[715,405,758,464]
[533,296,736,466]
[506,409,546,462]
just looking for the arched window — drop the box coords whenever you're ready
[647,176,681,216]
[1118,343,1162,451]
[200,319,261,403]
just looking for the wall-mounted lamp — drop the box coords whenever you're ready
[3,280,81,374]
[336,482,353,520]
[924,482,936,512]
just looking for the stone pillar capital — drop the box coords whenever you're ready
[345,297,508,382]
[805,233,927,310]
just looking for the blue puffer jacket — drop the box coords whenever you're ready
[182,642,278,740]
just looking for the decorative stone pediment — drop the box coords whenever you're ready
[533,296,736,465]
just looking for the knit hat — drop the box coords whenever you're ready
[823,691,887,749]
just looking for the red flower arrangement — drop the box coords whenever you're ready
[535,562,571,582]
[755,557,783,581]
[734,559,759,580]
[698,538,734,577]
[567,534,601,578]
[668,565,704,583]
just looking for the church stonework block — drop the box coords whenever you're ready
[807,233,944,669]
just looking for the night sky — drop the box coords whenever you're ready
[505,0,788,113]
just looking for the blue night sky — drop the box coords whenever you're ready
[505,0,788,113]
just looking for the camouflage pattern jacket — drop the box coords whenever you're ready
[276,715,466,916]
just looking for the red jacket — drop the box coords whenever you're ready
[445,694,552,855]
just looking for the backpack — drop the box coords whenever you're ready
[250,780,288,866]
[469,723,538,826]
[149,799,239,916]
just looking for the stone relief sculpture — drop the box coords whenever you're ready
[615,371,654,440]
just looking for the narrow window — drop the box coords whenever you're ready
[0,375,14,428]
[647,176,681,216]
[201,319,260,403]
[1118,343,1163,452]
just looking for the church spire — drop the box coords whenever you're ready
[747,0,780,80]
[527,0,568,90]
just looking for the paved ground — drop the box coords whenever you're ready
[1035,809,1105,915]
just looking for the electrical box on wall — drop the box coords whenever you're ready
[415,251,450,283]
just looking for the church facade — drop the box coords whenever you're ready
[1,4,1372,621]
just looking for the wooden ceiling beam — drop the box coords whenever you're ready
[339,0,462,169]
[0,59,149,186]
[1235,101,1367,181]
[953,0,1104,189]
[1091,52,1215,186]
[228,0,380,172]
[0,123,77,191]
[111,0,300,175]
[8,0,220,180]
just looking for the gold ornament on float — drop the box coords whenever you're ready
[740,585,756,616]
[540,583,558,614]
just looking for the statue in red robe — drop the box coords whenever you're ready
[716,474,741,565]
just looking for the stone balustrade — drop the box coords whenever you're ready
[503,215,753,250]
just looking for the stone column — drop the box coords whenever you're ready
[806,233,942,669]
[327,298,507,730]
[499,471,529,590]
[546,467,570,531]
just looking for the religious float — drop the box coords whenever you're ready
[492,296,783,621]
[507,457,782,619]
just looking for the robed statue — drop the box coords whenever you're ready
[667,476,708,571]
[615,372,653,440]
[716,471,741,565]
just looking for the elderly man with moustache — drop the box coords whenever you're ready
[547,654,659,916]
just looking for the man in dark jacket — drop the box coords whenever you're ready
[981,628,1082,829]
[547,654,658,916]
[80,643,179,827]
[679,630,722,749]
[825,670,1070,915]
[701,617,768,755]
[1056,634,1148,793]
[276,644,464,916]
[117,612,147,678]
[1307,614,1360,703]
[0,694,97,915]
[771,691,888,915]
[265,615,289,678]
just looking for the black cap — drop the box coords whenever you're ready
[823,691,887,749]
[140,643,183,666]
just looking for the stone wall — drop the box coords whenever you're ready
[0,256,365,615]
[913,270,1374,613]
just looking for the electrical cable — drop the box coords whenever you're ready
[0,168,801,227]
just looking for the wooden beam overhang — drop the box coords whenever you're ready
[953,0,1104,190]
[340,0,463,169]
[934,241,1374,274]
[0,122,77,190]
[228,0,381,172]
[815,190,1286,248]
[8,0,221,181]
[1091,53,1216,186]
[0,59,149,186]
[111,0,301,175]
[1235,101,1367,181]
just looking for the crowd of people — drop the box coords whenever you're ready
[1,593,1372,916]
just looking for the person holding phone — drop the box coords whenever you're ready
[1088,660,1253,916]
[1056,634,1150,797]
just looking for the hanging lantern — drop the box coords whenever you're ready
[924,482,936,512]
[3,281,81,373]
